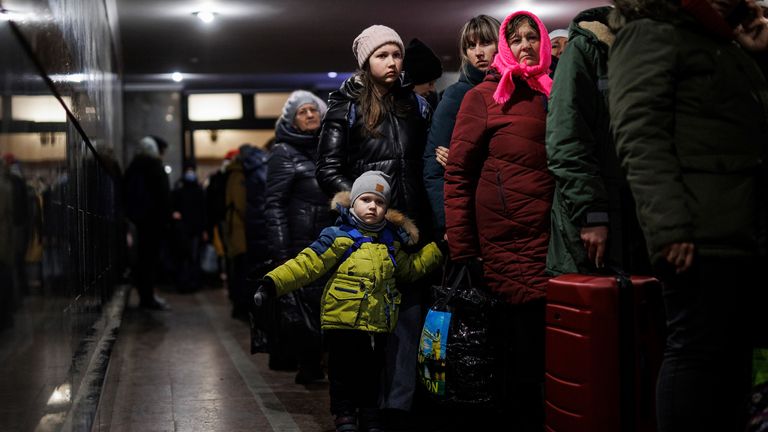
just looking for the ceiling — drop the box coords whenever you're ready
[116,0,611,89]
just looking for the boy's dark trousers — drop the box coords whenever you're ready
[326,329,388,418]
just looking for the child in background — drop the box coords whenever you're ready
[254,170,443,432]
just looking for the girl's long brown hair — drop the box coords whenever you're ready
[356,65,414,137]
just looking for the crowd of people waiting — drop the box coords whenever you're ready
[121,0,768,431]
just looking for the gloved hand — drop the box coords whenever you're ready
[253,278,276,307]
[435,239,450,258]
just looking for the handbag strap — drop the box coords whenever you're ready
[435,263,471,309]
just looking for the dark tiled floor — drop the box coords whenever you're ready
[95,287,334,432]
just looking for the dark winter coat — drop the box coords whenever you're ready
[546,6,649,275]
[240,145,271,264]
[444,73,553,304]
[609,9,768,265]
[423,63,487,236]
[316,75,433,240]
[172,179,206,236]
[124,154,171,229]
[265,120,333,262]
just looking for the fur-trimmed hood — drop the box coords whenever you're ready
[331,191,419,246]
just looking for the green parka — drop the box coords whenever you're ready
[265,191,443,333]
[608,11,768,265]
[546,6,649,275]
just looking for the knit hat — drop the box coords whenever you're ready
[352,25,404,68]
[548,29,569,40]
[403,38,443,85]
[280,90,328,124]
[350,170,391,206]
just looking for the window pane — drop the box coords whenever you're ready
[12,95,70,122]
[254,92,291,118]
[188,93,242,121]
[192,129,274,159]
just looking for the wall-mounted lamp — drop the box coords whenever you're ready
[193,10,216,23]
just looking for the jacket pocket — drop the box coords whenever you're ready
[323,276,366,327]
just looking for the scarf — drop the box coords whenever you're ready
[350,206,388,232]
[491,10,553,104]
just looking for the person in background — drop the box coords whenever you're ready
[548,28,569,75]
[265,90,330,384]
[608,0,768,430]
[205,148,237,274]
[316,24,435,425]
[255,171,443,432]
[171,163,207,293]
[444,10,553,430]
[224,143,272,323]
[124,135,172,310]
[545,5,650,276]
[423,14,500,239]
[403,38,444,109]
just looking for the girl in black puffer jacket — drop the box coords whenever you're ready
[265,90,331,383]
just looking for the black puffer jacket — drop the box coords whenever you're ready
[316,75,434,240]
[265,120,333,262]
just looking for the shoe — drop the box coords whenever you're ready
[334,414,358,432]
[139,295,171,311]
[359,408,383,432]
[294,367,325,384]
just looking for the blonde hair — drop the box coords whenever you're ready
[459,15,501,68]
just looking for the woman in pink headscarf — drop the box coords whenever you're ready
[444,10,553,429]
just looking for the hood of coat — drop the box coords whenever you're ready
[330,190,419,245]
[335,73,412,101]
[274,118,319,153]
[572,6,617,47]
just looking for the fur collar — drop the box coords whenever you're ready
[331,191,419,246]
[579,20,616,47]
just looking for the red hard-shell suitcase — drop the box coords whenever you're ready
[545,274,665,432]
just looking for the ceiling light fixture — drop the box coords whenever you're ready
[171,72,184,82]
[327,72,338,78]
[194,10,216,23]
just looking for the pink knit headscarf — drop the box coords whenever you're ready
[491,10,553,104]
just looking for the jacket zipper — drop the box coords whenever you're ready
[496,171,507,213]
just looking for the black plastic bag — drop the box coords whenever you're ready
[419,263,498,406]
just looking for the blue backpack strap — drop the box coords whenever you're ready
[337,224,397,268]
[378,228,397,268]
[338,225,371,264]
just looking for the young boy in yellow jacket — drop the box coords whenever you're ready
[254,170,443,432]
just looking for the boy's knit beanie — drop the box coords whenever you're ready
[352,25,404,68]
[350,170,391,206]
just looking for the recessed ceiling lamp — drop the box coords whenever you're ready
[193,10,216,23]
[171,72,184,82]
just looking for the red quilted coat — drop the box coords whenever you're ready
[444,72,553,304]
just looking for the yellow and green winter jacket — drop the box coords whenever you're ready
[265,191,443,333]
